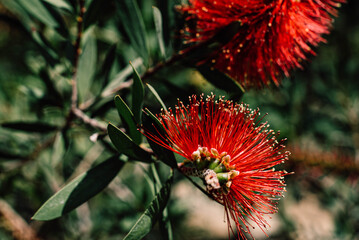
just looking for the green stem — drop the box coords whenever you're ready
[150,164,173,240]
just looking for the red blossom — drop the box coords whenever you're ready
[179,0,344,88]
[143,94,290,239]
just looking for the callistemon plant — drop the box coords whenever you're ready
[144,95,290,239]
[179,0,344,88]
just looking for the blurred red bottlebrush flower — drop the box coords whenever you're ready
[143,94,290,239]
[179,0,344,88]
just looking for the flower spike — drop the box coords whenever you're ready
[179,0,345,88]
[142,94,290,239]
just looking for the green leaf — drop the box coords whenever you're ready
[101,58,143,98]
[99,44,117,92]
[146,83,167,111]
[114,95,142,145]
[2,1,59,64]
[43,0,69,37]
[116,0,149,65]
[123,172,173,240]
[16,0,59,27]
[31,30,58,65]
[42,0,73,11]
[150,164,173,240]
[32,155,125,221]
[107,123,152,162]
[1,122,58,133]
[143,109,177,168]
[130,62,144,124]
[77,32,97,102]
[152,6,166,58]
[159,208,173,240]
[197,64,245,101]
[158,1,174,51]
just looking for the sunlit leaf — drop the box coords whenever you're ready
[32,155,125,221]
[123,172,173,240]
[114,95,141,144]
[108,123,152,162]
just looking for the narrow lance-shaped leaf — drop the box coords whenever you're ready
[150,164,173,240]
[42,0,73,12]
[158,0,174,51]
[77,32,97,102]
[152,6,166,58]
[32,155,125,221]
[99,44,117,92]
[114,95,142,145]
[123,172,173,240]
[43,0,70,37]
[116,0,149,65]
[146,83,167,111]
[16,0,58,27]
[130,62,144,125]
[101,58,143,98]
[108,123,152,162]
[1,1,58,65]
[143,109,177,168]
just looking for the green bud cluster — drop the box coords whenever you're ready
[181,147,239,193]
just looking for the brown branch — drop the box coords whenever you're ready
[67,0,107,132]
[72,108,107,132]
[0,199,40,240]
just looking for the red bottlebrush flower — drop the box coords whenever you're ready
[143,95,290,239]
[179,0,344,88]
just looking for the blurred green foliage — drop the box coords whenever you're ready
[0,0,358,239]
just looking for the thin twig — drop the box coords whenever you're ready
[67,0,108,132]
[72,108,107,132]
